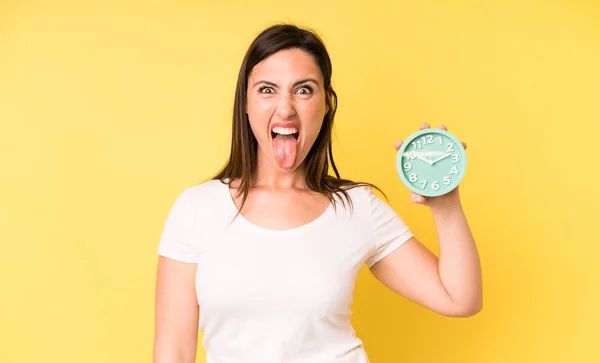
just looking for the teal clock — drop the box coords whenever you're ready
[396,128,467,197]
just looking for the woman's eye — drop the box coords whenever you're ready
[296,86,313,94]
[259,86,274,94]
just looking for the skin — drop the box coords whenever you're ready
[153,48,482,363]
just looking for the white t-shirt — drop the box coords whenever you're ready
[157,179,413,363]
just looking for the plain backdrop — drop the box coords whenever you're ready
[1,0,599,362]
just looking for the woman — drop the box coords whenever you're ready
[153,23,482,363]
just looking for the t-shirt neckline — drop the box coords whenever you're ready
[220,179,334,234]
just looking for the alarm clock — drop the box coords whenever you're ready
[396,128,467,197]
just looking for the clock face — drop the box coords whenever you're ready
[396,129,467,197]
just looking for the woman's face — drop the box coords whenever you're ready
[246,48,329,171]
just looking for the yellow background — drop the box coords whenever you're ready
[1,0,598,362]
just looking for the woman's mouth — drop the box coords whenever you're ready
[271,126,299,139]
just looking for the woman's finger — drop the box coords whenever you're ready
[394,140,403,150]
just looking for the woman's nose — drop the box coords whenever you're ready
[276,95,297,119]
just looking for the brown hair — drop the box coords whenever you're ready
[212,23,383,213]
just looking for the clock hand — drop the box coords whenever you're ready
[431,152,453,165]
[417,154,433,165]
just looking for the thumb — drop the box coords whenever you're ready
[410,192,427,204]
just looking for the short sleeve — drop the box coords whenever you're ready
[364,187,414,268]
[157,188,201,263]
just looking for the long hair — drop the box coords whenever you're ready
[212,23,383,213]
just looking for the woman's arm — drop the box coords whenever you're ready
[153,256,200,363]
[369,195,482,317]
[431,197,482,313]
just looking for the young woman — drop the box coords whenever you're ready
[154,23,482,363]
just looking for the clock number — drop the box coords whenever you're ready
[420,180,428,189]
[431,181,440,190]
[412,140,422,149]
[403,162,412,171]
[408,150,417,159]
[446,143,454,152]
[409,173,417,182]
[443,176,451,184]
[436,136,443,144]
[450,165,458,175]
[452,154,459,162]
[423,135,434,144]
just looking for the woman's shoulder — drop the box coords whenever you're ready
[329,179,380,203]
[330,180,401,220]
[169,178,230,217]
[185,178,227,199]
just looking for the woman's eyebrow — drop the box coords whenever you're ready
[293,78,319,87]
[252,78,320,88]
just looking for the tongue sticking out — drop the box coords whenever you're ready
[272,134,298,170]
